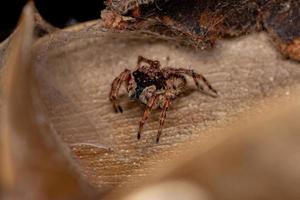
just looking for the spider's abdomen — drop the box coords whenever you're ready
[132,70,166,99]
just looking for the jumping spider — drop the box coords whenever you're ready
[109,56,217,143]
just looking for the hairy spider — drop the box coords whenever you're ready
[109,56,217,143]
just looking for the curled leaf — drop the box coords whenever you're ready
[1,2,98,199]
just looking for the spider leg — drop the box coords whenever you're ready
[156,98,170,143]
[109,69,131,113]
[163,68,217,94]
[137,95,158,140]
[192,71,218,94]
[137,55,161,69]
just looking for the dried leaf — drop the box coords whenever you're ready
[0,3,98,199]
[116,94,300,200]
[31,19,300,193]
[103,0,300,61]
[262,0,300,60]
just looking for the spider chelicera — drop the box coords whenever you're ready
[109,56,217,143]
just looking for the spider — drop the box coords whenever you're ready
[109,56,217,143]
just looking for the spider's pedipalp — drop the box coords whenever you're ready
[109,69,131,113]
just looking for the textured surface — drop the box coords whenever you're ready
[114,94,300,200]
[31,21,300,193]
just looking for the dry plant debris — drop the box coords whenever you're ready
[103,0,300,61]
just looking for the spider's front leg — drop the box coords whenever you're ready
[109,69,131,113]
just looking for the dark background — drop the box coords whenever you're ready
[0,0,105,42]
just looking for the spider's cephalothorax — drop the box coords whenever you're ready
[109,56,217,143]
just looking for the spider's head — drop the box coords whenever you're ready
[128,80,157,104]
[129,68,166,104]
[129,70,154,100]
